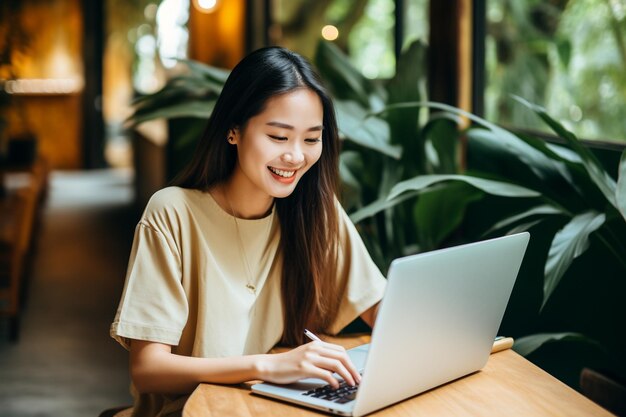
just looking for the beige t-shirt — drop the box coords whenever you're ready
[110,186,386,417]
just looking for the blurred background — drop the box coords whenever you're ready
[0,0,625,416]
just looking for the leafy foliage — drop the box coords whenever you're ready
[513,332,604,357]
[359,99,626,310]
[128,59,228,139]
[315,40,471,268]
[486,0,626,142]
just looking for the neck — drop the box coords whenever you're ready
[215,176,274,220]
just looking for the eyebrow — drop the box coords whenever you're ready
[266,121,324,132]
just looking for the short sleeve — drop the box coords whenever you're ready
[110,221,188,350]
[327,204,387,334]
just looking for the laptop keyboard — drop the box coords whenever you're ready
[302,380,359,404]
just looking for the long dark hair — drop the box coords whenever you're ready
[173,47,342,346]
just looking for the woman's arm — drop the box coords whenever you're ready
[129,339,362,394]
[360,301,381,328]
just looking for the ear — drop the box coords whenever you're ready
[228,127,241,145]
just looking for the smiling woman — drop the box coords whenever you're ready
[226,88,324,206]
[109,46,386,417]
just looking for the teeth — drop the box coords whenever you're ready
[269,167,296,178]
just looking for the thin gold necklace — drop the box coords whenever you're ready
[223,188,271,296]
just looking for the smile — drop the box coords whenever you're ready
[268,166,296,178]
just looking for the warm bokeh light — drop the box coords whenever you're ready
[3,78,83,95]
[193,0,219,13]
[156,0,190,69]
[321,25,339,41]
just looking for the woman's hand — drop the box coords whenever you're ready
[256,341,361,388]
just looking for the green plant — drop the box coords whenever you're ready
[314,40,470,269]
[375,98,626,309]
[356,98,626,385]
[128,59,228,177]
[313,41,626,384]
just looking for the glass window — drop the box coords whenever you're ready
[403,0,429,48]
[104,0,191,167]
[485,0,626,143]
[271,0,398,79]
[342,0,396,79]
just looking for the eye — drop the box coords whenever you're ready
[268,135,288,141]
[304,138,322,144]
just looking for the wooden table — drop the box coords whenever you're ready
[183,335,614,417]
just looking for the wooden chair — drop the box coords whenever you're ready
[580,367,626,416]
[0,193,28,340]
[0,158,48,340]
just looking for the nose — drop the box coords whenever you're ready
[281,143,305,165]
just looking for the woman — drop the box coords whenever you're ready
[110,46,386,417]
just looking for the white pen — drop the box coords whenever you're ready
[304,329,361,385]
[304,328,322,342]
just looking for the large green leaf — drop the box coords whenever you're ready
[556,39,572,68]
[173,118,206,149]
[455,102,613,212]
[377,101,584,189]
[483,204,565,236]
[128,60,227,127]
[339,151,362,191]
[349,191,419,224]
[357,227,388,273]
[542,210,606,310]
[315,41,384,107]
[513,96,618,210]
[514,332,599,357]
[468,127,614,213]
[466,128,579,192]
[131,86,209,118]
[386,40,426,105]
[414,182,484,250]
[506,219,544,235]
[339,152,363,212]
[378,154,403,198]
[132,82,206,107]
[617,149,626,222]
[422,118,460,174]
[544,142,581,164]
[384,41,427,173]
[131,100,216,126]
[379,157,405,255]
[335,100,401,159]
[132,73,223,108]
[388,174,540,201]
[168,74,224,95]
[178,59,230,84]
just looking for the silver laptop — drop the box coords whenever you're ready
[251,232,530,416]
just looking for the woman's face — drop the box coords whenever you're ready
[230,88,324,200]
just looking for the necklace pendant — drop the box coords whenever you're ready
[245,284,257,295]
